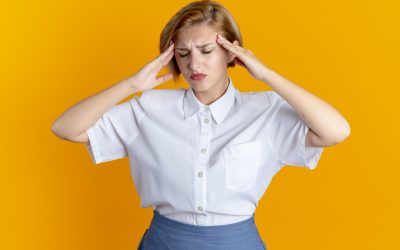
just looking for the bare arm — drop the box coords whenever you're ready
[216,34,350,147]
[51,41,175,143]
[260,68,350,146]
[51,79,138,142]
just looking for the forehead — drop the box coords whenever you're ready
[175,24,218,46]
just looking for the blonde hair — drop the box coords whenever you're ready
[159,0,243,84]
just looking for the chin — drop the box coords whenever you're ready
[190,81,212,92]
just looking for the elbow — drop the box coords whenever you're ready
[331,123,351,145]
[51,123,64,140]
[335,131,350,145]
[51,121,69,140]
[342,121,351,141]
[51,121,87,143]
[312,119,351,147]
[51,119,61,134]
[51,121,59,136]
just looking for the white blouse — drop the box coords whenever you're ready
[85,76,324,226]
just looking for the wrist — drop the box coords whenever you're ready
[260,67,275,83]
[119,78,139,95]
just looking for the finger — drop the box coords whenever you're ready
[151,43,174,69]
[155,73,173,84]
[152,43,174,64]
[157,48,175,70]
[216,34,244,56]
[158,43,175,60]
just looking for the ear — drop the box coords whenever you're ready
[228,40,239,63]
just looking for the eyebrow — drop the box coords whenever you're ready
[176,43,215,51]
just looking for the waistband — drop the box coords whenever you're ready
[149,209,256,238]
[161,211,254,226]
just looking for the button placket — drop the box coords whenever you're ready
[198,108,211,164]
[193,164,206,213]
[194,107,211,214]
[199,107,212,135]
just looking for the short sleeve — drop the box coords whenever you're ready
[267,92,324,170]
[84,95,145,165]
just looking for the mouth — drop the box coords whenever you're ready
[190,73,207,81]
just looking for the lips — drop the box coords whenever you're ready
[190,73,207,81]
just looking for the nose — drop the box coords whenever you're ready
[188,52,201,71]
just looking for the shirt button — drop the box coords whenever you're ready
[201,148,207,154]
[197,206,203,211]
[204,118,209,124]
[198,171,203,177]
[203,106,209,112]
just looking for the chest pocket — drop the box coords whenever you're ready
[223,141,262,192]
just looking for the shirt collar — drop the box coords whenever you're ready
[183,76,236,124]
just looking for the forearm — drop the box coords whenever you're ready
[261,67,350,144]
[51,79,137,140]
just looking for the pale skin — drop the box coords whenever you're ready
[52,24,350,149]
[215,33,351,147]
[51,41,176,142]
[173,24,350,147]
[173,24,235,106]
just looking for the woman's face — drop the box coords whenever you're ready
[174,24,235,94]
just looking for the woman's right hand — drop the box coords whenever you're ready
[125,42,175,93]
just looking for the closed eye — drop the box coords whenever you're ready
[179,51,212,57]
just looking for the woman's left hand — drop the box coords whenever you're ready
[216,34,269,81]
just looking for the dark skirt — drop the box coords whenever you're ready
[138,209,267,250]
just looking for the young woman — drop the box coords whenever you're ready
[52,1,350,249]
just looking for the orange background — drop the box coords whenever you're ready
[1,0,399,249]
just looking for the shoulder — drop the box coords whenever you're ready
[130,88,186,114]
[134,88,185,104]
[236,90,283,108]
[140,88,186,101]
